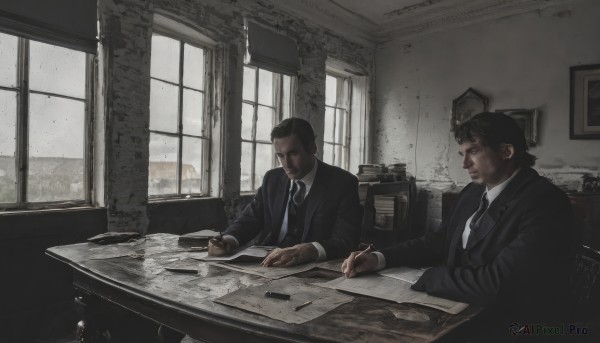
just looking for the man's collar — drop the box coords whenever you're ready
[486,168,521,203]
[289,157,318,191]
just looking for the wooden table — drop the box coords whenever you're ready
[46,233,479,343]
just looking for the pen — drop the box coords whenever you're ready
[265,291,291,300]
[164,267,198,274]
[293,300,312,311]
[189,247,208,251]
[354,244,375,261]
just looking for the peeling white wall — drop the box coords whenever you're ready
[374,0,600,190]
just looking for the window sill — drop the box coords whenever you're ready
[147,195,220,204]
[0,205,102,217]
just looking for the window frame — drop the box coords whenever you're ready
[147,28,214,200]
[324,70,352,170]
[240,65,292,194]
[325,59,371,174]
[0,34,94,210]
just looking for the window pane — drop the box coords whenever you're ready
[182,136,203,194]
[254,143,272,189]
[240,142,253,192]
[151,34,180,83]
[323,143,333,166]
[335,109,347,145]
[29,40,86,98]
[0,90,17,203]
[325,74,337,106]
[241,103,254,141]
[256,105,274,141]
[0,90,17,156]
[0,32,18,88]
[340,78,350,107]
[257,69,273,106]
[182,88,204,136]
[28,94,85,202]
[282,75,291,118]
[242,66,256,101]
[334,144,343,168]
[324,106,335,143]
[183,43,204,90]
[148,133,179,195]
[150,79,179,133]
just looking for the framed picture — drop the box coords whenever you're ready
[495,109,539,146]
[570,64,600,139]
[451,88,488,131]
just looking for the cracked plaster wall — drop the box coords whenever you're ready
[98,0,374,232]
[374,0,600,230]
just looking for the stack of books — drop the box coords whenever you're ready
[388,163,407,181]
[357,164,387,182]
[357,163,408,183]
[373,195,395,230]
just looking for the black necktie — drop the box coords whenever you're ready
[469,192,489,231]
[292,181,306,206]
[287,182,299,231]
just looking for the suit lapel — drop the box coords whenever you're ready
[301,160,326,242]
[465,167,538,250]
[447,185,482,265]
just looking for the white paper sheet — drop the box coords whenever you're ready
[214,277,354,324]
[315,274,469,314]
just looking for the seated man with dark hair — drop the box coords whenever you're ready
[209,118,362,267]
[343,112,576,334]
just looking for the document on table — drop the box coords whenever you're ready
[198,246,275,262]
[87,234,189,260]
[377,266,427,284]
[315,274,469,314]
[205,258,345,279]
[214,277,354,324]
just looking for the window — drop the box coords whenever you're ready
[240,66,292,192]
[148,33,211,197]
[0,32,92,209]
[324,73,351,169]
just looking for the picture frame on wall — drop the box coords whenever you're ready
[570,64,600,139]
[495,109,539,146]
[451,88,489,131]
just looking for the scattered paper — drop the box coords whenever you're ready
[199,246,275,262]
[315,274,469,314]
[377,266,427,284]
[214,277,354,324]
[205,258,345,279]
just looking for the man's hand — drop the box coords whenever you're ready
[341,250,378,278]
[261,243,318,267]
[207,236,236,256]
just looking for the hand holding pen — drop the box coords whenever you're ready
[207,231,236,256]
[341,244,378,278]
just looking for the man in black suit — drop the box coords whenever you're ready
[209,118,362,267]
[343,112,575,333]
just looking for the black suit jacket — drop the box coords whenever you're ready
[225,159,362,259]
[381,167,575,322]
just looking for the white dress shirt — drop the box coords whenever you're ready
[373,168,521,270]
[277,159,327,260]
[226,159,327,260]
[460,168,520,248]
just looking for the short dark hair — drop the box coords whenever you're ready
[455,112,536,167]
[270,118,316,152]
